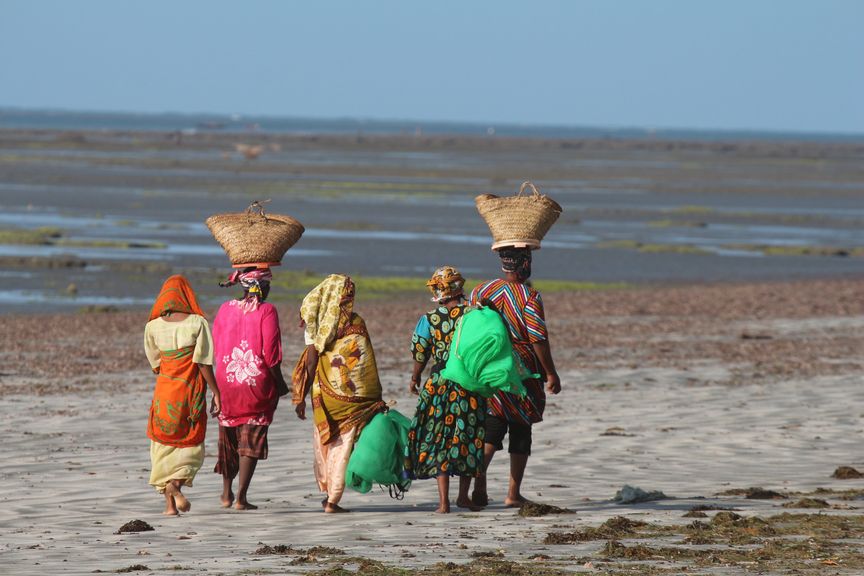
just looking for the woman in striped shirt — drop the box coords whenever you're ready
[469,246,561,508]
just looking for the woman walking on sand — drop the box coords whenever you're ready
[469,246,561,508]
[292,274,387,513]
[405,266,487,513]
[212,266,288,510]
[144,275,221,516]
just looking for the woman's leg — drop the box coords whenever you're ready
[456,476,484,510]
[166,479,191,512]
[504,422,532,507]
[235,456,258,510]
[436,474,450,513]
[216,426,237,508]
[323,427,356,513]
[162,488,179,516]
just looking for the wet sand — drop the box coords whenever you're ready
[1,279,863,574]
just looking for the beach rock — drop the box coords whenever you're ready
[613,485,668,504]
[115,520,154,534]
[832,466,864,479]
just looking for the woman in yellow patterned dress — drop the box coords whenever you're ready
[292,274,386,513]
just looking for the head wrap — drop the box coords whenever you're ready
[299,274,354,353]
[220,267,273,313]
[425,265,465,303]
[498,246,532,280]
[149,275,205,321]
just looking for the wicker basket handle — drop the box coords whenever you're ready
[517,181,542,198]
[246,199,271,222]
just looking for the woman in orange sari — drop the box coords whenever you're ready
[144,275,221,515]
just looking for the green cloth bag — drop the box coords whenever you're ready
[440,307,536,398]
[346,409,412,495]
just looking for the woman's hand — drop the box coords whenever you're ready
[409,380,420,395]
[210,393,222,416]
[546,372,562,395]
[295,401,307,420]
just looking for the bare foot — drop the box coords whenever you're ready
[234,501,258,510]
[435,504,451,514]
[166,483,191,512]
[220,491,234,509]
[321,497,328,509]
[163,492,179,516]
[504,495,529,508]
[324,502,349,513]
[456,497,484,511]
[472,491,489,507]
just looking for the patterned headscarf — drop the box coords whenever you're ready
[498,246,532,280]
[220,267,273,313]
[149,275,205,321]
[425,265,465,303]
[299,274,354,353]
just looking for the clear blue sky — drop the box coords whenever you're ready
[2,1,862,133]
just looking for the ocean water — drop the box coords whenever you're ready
[3,108,864,142]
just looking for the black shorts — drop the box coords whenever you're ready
[485,415,532,455]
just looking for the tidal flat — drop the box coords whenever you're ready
[0,128,862,311]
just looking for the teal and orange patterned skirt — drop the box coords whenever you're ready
[405,366,486,479]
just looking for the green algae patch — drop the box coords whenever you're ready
[269,271,628,301]
[724,243,864,258]
[518,502,575,517]
[667,205,716,215]
[545,516,654,544]
[0,226,62,245]
[648,219,708,228]
[596,240,711,255]
[312,557,574,576]
[782,498,831,509]
[0,227,165,250]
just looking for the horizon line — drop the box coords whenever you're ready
[2,105,864,142]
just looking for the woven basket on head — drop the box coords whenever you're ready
[475,181,563,250]
[206,201,305,267]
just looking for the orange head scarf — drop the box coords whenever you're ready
[149,275,206,321]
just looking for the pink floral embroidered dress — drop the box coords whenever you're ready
[213,299,283,427]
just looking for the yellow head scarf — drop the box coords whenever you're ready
[300,274,354,353]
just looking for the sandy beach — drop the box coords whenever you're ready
[2,279,863,575]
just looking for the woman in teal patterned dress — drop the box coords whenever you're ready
[406,266,486,513]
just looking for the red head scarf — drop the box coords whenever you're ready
[149,275,206,321]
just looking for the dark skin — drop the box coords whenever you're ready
[157,311,222,515]
[219,284,288,511]
[409,295,482,513]
[472,267,562,508]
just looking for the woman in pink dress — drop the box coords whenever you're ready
[213,267,288,510]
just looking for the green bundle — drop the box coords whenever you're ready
[440,307,535,398]
[346,410,412,494]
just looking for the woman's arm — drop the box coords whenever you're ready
[270,363,289,397]
[294,344,319,420]
[531,340,561,394]
[197,363,222,415]
[409,358,429,395]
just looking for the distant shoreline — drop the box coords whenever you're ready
[3,107,864,144]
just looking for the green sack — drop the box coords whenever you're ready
[440,306,537,398]
[346,409,412,495]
